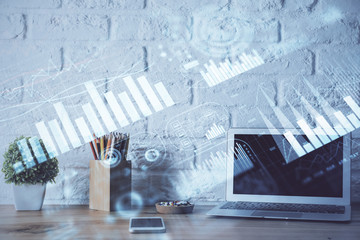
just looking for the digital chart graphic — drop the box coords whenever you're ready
[232,134,345,196]
[259,75,360,164]
[166,103,230,151]
[158,43,265,88]
[205,123,226,140]
[14,75,175,172]
[199,50,264,87]
[1,1,360,215]
[126,131,167,170]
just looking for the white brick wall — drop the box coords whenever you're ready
[0,0,359,205]
[30,14,110,40]
[0,14,25,39]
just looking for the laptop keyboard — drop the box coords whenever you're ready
[220,202,345,214]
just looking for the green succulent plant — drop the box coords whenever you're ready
[1,136,59,185]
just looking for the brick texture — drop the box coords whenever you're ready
[30,15,109,40]
[0,0,360,205]
[0,0,61,9]
[0,14,25,39]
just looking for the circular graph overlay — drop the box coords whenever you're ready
[100,148,122,168]
[128,132,167,170]
[114,192,143,219]
[191,6,254,57]
[145,148,160,162]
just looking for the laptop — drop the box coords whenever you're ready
[207,128,351,221]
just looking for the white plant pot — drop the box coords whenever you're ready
[12,183,46,211]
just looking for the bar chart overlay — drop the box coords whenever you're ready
[200,50,264,87]
[15,75,176,172]
[283,94,359,158]
[205,123,226,140]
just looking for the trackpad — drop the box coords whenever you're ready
[252,211,303,218]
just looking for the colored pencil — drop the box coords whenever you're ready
[89,142,97,160]
[104,134,112,160]
[100,136,104,160]
[108,133,115,162]
[89,132,130,162]
[124,133,130,157]
[92,133,99,160]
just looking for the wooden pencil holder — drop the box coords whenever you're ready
[89,157,131,212]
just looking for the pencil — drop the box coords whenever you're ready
[89,142,97,160]
[100,136,104,160]
[108,133,115,162]
[104,134,112,160]
[124,133,130,158]
[116,133,123,158]
[92,133,99,160]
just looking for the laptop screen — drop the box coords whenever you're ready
[233,134,343,198]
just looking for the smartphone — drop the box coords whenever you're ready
[129,217,166,233]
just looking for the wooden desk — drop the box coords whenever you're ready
[0,204,359,240]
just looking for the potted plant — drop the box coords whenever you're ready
[1,136,59,210]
